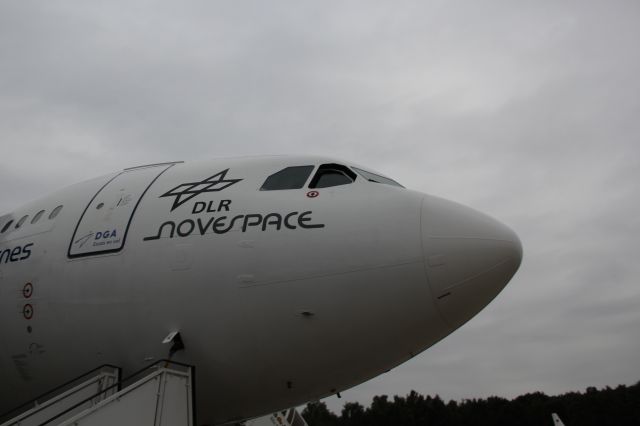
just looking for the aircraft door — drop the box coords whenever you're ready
[68,163,175,258]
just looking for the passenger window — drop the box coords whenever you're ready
[31,210,46,224]
[15,215,29,229]
[352,167,404,188]
[49,205,63,220]
[309,164,357,189]
[1,220,14,233]
[260,166,314,190]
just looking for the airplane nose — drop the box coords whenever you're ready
[421,195,522,330]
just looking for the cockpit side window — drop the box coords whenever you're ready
[308,164,357,189]
[260,166,315,191]
[352,167,404,188]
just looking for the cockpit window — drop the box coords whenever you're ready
[260,166,315,190]
[352,167,404,188]
[309,164,357,189]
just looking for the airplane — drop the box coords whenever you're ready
[0,156,522,425]
[243,408,308,426]
[552,413,566,426]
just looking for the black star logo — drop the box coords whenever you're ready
[160,169,242,211]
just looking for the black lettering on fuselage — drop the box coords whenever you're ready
[10,247,21,262]
[284,212,297,230]
[262,213,282,231]
[143,221,176,241]
[298,211,325,229]
[21,243,33,260]
[213,216,231,234]
[177,219,195,237]
[192,199,232,214]
[197,217,215,235]
[0,243,34,264]
[242,214,262,232]
[143,210,325,242]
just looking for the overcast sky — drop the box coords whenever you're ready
[1,1,639,413]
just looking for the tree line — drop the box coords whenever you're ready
[301,381,640,426]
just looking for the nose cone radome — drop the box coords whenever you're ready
[421,195,522,330]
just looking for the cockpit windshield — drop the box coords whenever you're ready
[259,163,402,191]
[308,164,357,189]
[260,166,315,190]
[352,167,404,188]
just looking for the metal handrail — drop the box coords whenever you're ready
[0,364,120,423]
[39,359,195,426]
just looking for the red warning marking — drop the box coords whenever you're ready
[23,304,34,320]
[23,282,33,299]
[306,191,319,198]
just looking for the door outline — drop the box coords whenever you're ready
[67,163,177,258]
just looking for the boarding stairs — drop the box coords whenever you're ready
[0,360,194,426]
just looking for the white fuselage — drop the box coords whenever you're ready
[0,156,522,425]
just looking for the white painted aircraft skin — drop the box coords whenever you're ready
[0,156,522,425]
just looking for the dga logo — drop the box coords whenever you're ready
[160,169,242,212]
[96,229,117,240]
[74,232,94,248]
[74,229,119,248]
